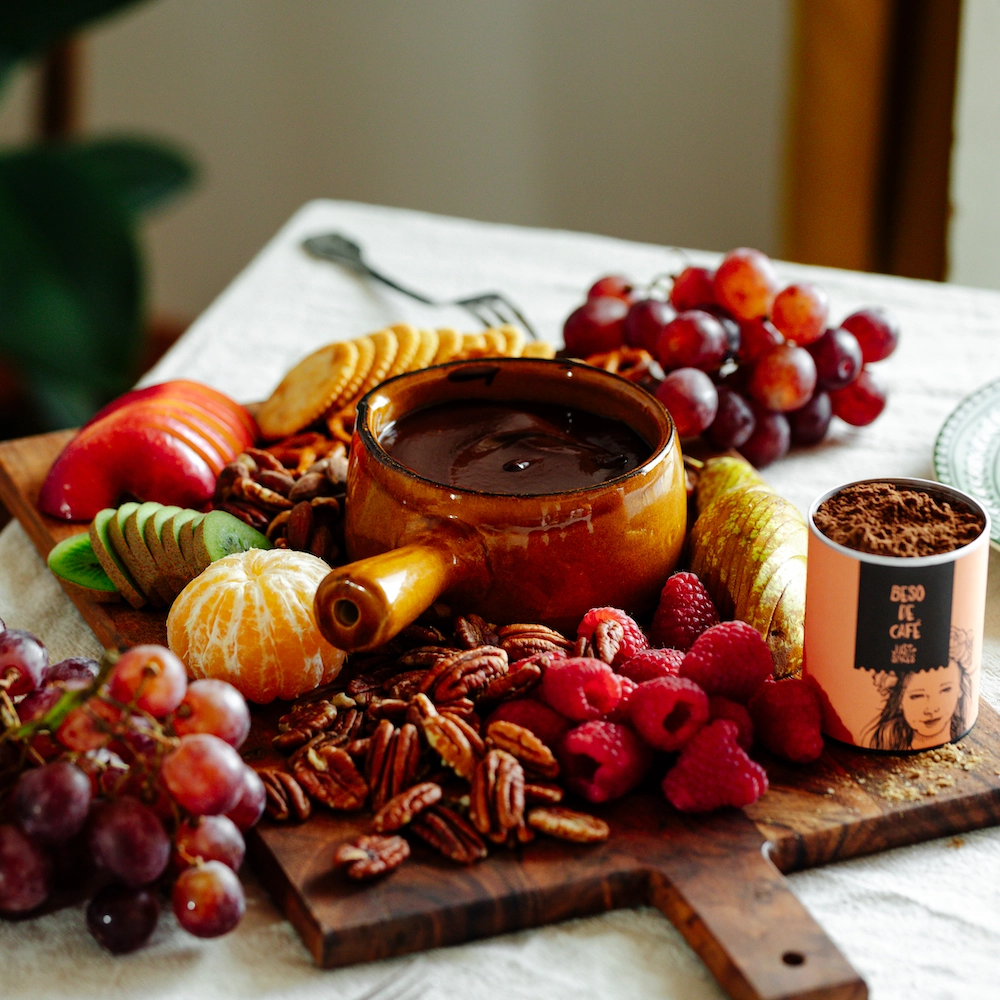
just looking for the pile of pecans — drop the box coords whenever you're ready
[257,614,612,879]
[213,432,348,565]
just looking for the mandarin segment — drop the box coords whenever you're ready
[166,548,345,703]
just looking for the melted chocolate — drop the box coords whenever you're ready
[380,400,651,494]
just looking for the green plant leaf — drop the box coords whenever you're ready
[0,143,144,428]
[64,136,196,215]
[0,1,146,72]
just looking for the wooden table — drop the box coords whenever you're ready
[2,200,1000,1000]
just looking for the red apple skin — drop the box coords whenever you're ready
[39,382,258,521]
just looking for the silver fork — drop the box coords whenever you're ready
[303,232,539,340]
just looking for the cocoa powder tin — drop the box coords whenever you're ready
[803,477,990,751]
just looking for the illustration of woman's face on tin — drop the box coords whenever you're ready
[901,661,961,749]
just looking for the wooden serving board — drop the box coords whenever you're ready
[6,431,1000,1000]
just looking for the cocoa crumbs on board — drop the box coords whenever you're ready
[814,482,983,557]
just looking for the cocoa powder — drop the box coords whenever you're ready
[814,482,983,557]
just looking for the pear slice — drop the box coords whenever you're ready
[745,550,807,643]
[763,573,807,678]
[90,508,146,609]
[144,504,182,594]
[733,509,807,623]
[123,502,170,607]
[161,510,202,594]
[696,455,766,515]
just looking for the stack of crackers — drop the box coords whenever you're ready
[257,324,555,443]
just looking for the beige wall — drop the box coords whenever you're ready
[0,0,791,318]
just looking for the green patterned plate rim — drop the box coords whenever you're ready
[934,376,1000,550]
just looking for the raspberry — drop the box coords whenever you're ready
[577,607,648,666]
[708,695,753,751]
[679,620,772,703]
[605,675,638,724]
[662,720,768,812]
[748,678,824,763]
[538,657,622,722]
[649,572,720,650]
[485,700,571,750]
[617,648,683,683]
[558,720,652,803]
[628,676,709,752]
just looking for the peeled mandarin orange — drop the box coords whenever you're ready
[166,549,345,703]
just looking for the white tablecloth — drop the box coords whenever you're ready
[3,200,1000,1000]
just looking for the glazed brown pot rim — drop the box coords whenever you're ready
[354,356,676,501]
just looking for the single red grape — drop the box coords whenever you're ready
[655,368,719,438]
[704,307,741,357]
[748,344,817,412]
[173,861,246,938]
[810,327,863,391]
[86,884,160,954]
[17,685,62,724]
[108,645,187,718]
[76,748,130,798]
[706,385,756,449]
[587,275,635,303]
[0,629,49,698]
[14,761,92,843]
[226,767,266,832]
[670,266,716,311]
[48,657,100,686]
[771,282,829,345]
[173,815,245,873]
[736,317,783,364]
[88,797,171,887]
[623,298,674,353]
[840,307,899,363]
[830,368,887,425]
[56,696,122,752]
[0,824,51,913]
[171,679,250,748]
[563,297,628,356]
[712,248,780,321]
[161,733,244,816]
[655,310,728,372]
[788,392,833,445]
[739,405,790,468]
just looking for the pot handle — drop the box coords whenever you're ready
[314,543,458,652]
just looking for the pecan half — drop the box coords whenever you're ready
[420,711,479,781]
[590,619,624,665]
[217,500,271,531]
[527,807,609,843]
[454,613,499,649]
[384,669,428,701]
[524,781,564,804]
[398,646,459,670]
[443,712,486,757]
[410,805,488,864]
[470,749,525,844]
[372,781,442,832]
[486,720,559,779]
[419,646,508,703]
[273,699,338,752]
[292,744,368,810]
[432,697,476,720]
[496,623,573,661]
[475,660,543,707]
[245,447,286,472]
[333,834,410,879]
[367,721,421,809]
[234,477,294,511]
[396,623,449,648]
[258,768,311,821]
[367,697,409,723]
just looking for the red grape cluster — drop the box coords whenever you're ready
[563,248,898,467]
[0,623,263,953]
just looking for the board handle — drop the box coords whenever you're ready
[647,811,867,1000]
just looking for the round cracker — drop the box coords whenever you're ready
[257,339,360,439]
[330,335,376,411]
[521,341,556,359]
[408,328,440,371]
[351,327,399,402]
[499,324,525,357]
[383,323,421,380]
[433,328,463,364]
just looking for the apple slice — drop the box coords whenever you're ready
[90,508,146,609]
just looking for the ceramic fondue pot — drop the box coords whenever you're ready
[314,358,686,651]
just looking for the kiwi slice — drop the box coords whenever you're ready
[192,511,272,572]
[123,502,170,607]
[161,510,202,594]
[143,504,182,593]
[90,508,146,609]
[48,533,121,604]
[178,514,207,580]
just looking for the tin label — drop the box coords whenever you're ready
[854,561,954,674]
